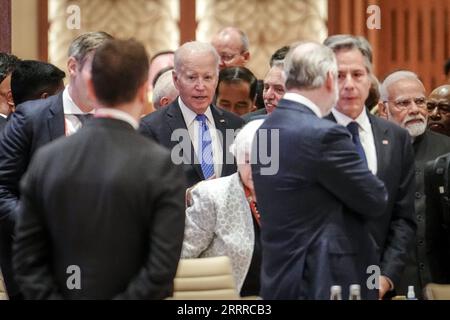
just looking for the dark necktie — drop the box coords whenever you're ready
[195,114,215,179]
[347,121,368,166]
[76,114,93,125]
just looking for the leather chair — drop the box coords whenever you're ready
[0,270,9,300]
[170,256,240,300]
[423,283,450,300]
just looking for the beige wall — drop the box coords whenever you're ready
[12,0,39,60]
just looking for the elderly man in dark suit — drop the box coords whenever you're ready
[13,39,186,300]
[252,41,388,300]
[0,31,112,299]
[139,41,244,187]
[324,35,417,299]
[378,71,450,298]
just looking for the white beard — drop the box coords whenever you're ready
[402,114,427,137]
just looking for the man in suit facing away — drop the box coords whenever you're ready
[252,42,388,300]
[139,41,244,188]
[12,39,186,300]
[324,35,416,299]
[0,32,112,299]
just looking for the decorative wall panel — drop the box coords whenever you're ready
[196,0,327,78]
[48,0,179,72]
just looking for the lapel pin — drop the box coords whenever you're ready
[382,140,389,145]
[220,119,225,123]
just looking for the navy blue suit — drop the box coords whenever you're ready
[0,116,7,134]
[139,99,244,187]
[327,112,417,291]
[0,93,65,297]
[252,98,388,300]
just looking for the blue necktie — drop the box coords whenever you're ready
[347,122,368,166]
[195,114,215,179]
[76,114,93,125]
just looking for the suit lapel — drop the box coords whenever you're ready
[47,93,65,140]
[368,113,389,180]
[166,101,204,180]
[211,105,228,177]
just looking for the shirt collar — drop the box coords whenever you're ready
[0,113,7,119]
[283,92,323,118]
[63,86,95,115]
[95,108,139,130]
[331,107,371,133]
[178,97,214,126]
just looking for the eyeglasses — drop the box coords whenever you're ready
[427,102,450,113]
[219,52,243,62]
[384,97,427,110]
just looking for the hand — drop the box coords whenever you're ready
[378,275,391,299]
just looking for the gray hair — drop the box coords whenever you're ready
[229,119,264,164]
[284,41,337,90]
[271,59,284,70]
[68,31,113,65]
[152,69,178,109]
[380,70,422,101]
[217,27,250,53]
[174,41,220,75]
[324,34,373,74]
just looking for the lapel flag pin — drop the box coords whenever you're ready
[382,140,389,145]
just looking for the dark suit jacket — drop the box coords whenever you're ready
[0,116,7,133]
[12,118,186,299]
[253,99,388,300]
[241,108,267,123]
[327,112,417,290]
[0,93,65,296]
[139,99,244,187]
[398,130,450,297]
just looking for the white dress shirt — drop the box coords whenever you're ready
[283,92,323,118]
[95,108,139,130]
[331,108,378,175]
[178,97,222,178]
[63,87,95,136]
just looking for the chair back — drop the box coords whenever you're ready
[424,283,450,300]
[171,256,239,300]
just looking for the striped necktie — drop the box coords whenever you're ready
[195,114,215,179]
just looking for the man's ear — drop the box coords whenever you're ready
[6,90,14,107]
[160,97,169,107]
[378,102,388,119]
[67,57,78,77]
[325,72,334,92]
[242,51,250,64]
[40,92,49,99]
[172,70,180,91]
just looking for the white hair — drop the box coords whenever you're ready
[152,70,178,109]
[174,41,219,75]
[380,70,422,101]
[284,42,337,90]
[229,119,265,164]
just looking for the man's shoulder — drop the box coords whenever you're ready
[424,129,450,144]
[418,130,450,156]
[15,93,62,118]
[242,108,267,123]
[212,105,244,128]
